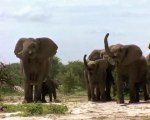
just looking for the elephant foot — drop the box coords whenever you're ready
[41,99,47,103]
[144,95,149,101]
[117,100,124,104]
[22,99,33,104]
[129,100,139,103]
[54,99,61,103]
[91,98,97,102]
[35,100,42,103]
[105,96,112,101]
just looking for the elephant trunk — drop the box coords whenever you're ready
[83,54,90,70]
[104,33,114,57]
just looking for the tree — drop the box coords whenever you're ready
[57,60,85,94]
[48,56,63,79]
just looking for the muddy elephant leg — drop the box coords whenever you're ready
[116,76,124,104]
[24,82,33,103]
[34,84,42,102]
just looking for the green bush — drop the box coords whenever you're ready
[0,103,68,116]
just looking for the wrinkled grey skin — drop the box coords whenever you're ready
[84,54,113,102]
[104,33,148,104]
[84,49,114,101]
[14,38,58,103]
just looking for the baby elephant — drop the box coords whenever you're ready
[41,79,60,103]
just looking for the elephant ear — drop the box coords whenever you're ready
[36,37,58,60]
[121,45,142,65]
[14,38,26,59]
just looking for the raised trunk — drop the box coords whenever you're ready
[83,54,89,70]
[104,33,113,57]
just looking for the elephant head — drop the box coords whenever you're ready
[104,33,142,65]
[84,54,108,73]
[14,37,58,60]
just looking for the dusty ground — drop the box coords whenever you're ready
[0,96,150,120]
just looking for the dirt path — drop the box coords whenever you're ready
[0,96,150,120]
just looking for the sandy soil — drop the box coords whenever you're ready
[0,96,150,120]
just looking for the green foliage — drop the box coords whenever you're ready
[57,60,85,94]
[49,56,63,79]
[1,103,68,116]
[0,56,86,97]
[6,63,23,86]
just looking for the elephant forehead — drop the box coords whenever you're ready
[23,40,33,47]
[87,61,95,65]
[110,44,123,52]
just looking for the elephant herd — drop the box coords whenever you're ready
[84,33,150,104]
[14,33,150,104]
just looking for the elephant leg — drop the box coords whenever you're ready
[41,92,47,103]
[129,82,137,103]
[53,88,57,101]
[90,84,96,101]
[135,83,140,102]
[34,84,42,102]
[49,92,52,102]
[96,87,100,101]
[24,82,33,103]
[116,76,124,104]
[105,80,112,101]
[142,83,149,101]
[100,84,106,102]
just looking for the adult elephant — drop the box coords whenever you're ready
[104,33,148,103]
[145,54,150,95]
[84,54,110,102]
[14,37,58,103]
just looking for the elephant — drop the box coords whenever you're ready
[84,54,112,102]
[41,78,60,103]
[145,54,150,96]
[104,33,149,103]
[14,37,58,103]
[86,49,115,101]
